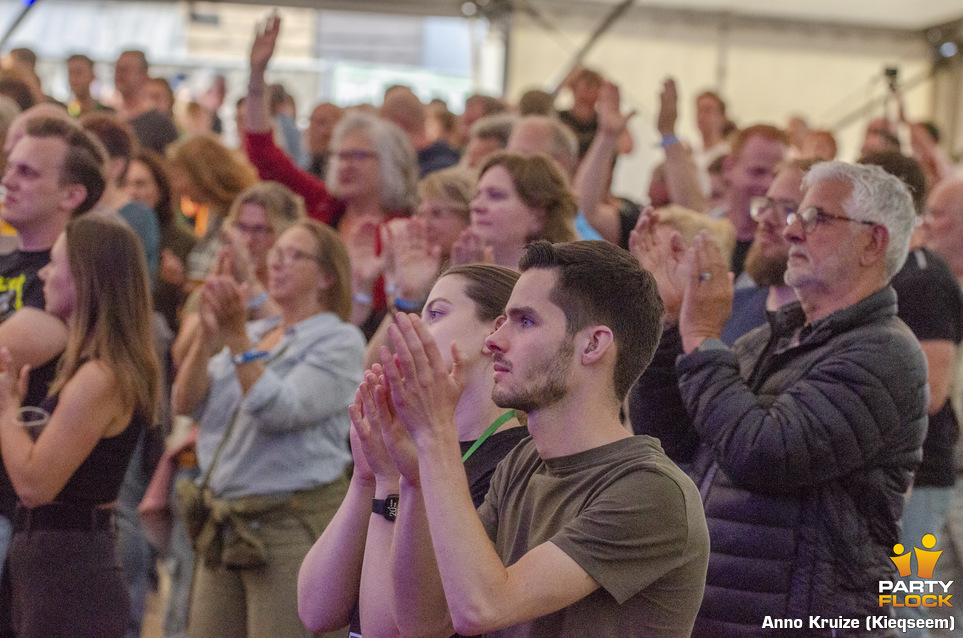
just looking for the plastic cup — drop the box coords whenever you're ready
[17,406,50,441]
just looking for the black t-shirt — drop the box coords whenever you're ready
[0,249,49,323]
[616,197,643,250]
[417,141,461,179]
[557,110,598,160]
[0,249,58,517]
[460,425,530,508]
[891,247,963,487]
[731,239,753,278]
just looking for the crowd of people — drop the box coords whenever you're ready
[0,8,960,638]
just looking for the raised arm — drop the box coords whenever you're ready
[170,282,220,416]
[244,13,340,224]
[247,12,277,135]
[676,236,926,492]
[573,81,632,244]
[297,383,391,633]
[658,79,707,212]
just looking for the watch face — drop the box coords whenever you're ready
[385,495,399,522]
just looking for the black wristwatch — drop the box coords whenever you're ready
[372,494,399,522]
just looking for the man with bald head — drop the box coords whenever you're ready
[380,90,459,177]
[924,178,963,286]
[506,115,578,178]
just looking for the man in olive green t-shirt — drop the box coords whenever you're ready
[380,240,709,637]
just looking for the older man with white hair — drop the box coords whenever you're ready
[668,161,928,636]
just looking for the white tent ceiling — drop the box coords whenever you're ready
[169,0,962,32]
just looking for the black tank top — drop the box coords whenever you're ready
[39,392,148,505]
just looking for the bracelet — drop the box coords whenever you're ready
[353,292,373,306]
[393,296,423,312]
[660,134,680,148]
[231,349,269,365]
[247,292,269,310]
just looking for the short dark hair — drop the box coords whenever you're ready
[24,116,107,215]
[519,240,664,402]
[67,53,94,69]
[80,112,137,181]
[120,50,149,72]
[0,72,35,111]
[858,151,927,216]
[697,90,726,116]
[10,48,36,69]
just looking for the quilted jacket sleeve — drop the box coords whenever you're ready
[675,321,928,494]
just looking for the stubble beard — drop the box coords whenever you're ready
[492,337,574,414]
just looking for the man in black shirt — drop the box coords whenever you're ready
[0,115,106,582]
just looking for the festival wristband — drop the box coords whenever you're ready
[231,349,270,365]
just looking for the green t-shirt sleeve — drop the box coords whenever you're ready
[548,469,694,604]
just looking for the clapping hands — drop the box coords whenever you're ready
[628,207,689,324]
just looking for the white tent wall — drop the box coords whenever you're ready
[506,6,935,201]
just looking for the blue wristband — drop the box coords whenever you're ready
[660,134,680,148]
[231,349,270,365]
[393,296,423,312]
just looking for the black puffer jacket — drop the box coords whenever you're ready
[676,287,927,637]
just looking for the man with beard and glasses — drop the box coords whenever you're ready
[372,241,709,637]
[720,158,817,343]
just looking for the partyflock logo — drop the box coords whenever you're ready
[879,534,953,607]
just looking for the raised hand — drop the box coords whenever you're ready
[200,275,248,339]
[450,227,493,266]
[657,78,679,138]
[383,218,442,304]
[220,227,258,287]
[349,371,401,485]
[380,314,465,449]
[250,12,280,76]
[679,232,734,353]
[596,80,635,136]
[628,207,688,322]
[346,219,385,301]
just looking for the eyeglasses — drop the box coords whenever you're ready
[233,222,274,238]
[336,149,377,162]
[749,197,799,224]
[786,206,876,234]
[267,246,322,266]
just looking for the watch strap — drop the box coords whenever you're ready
[372,494,399,522]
